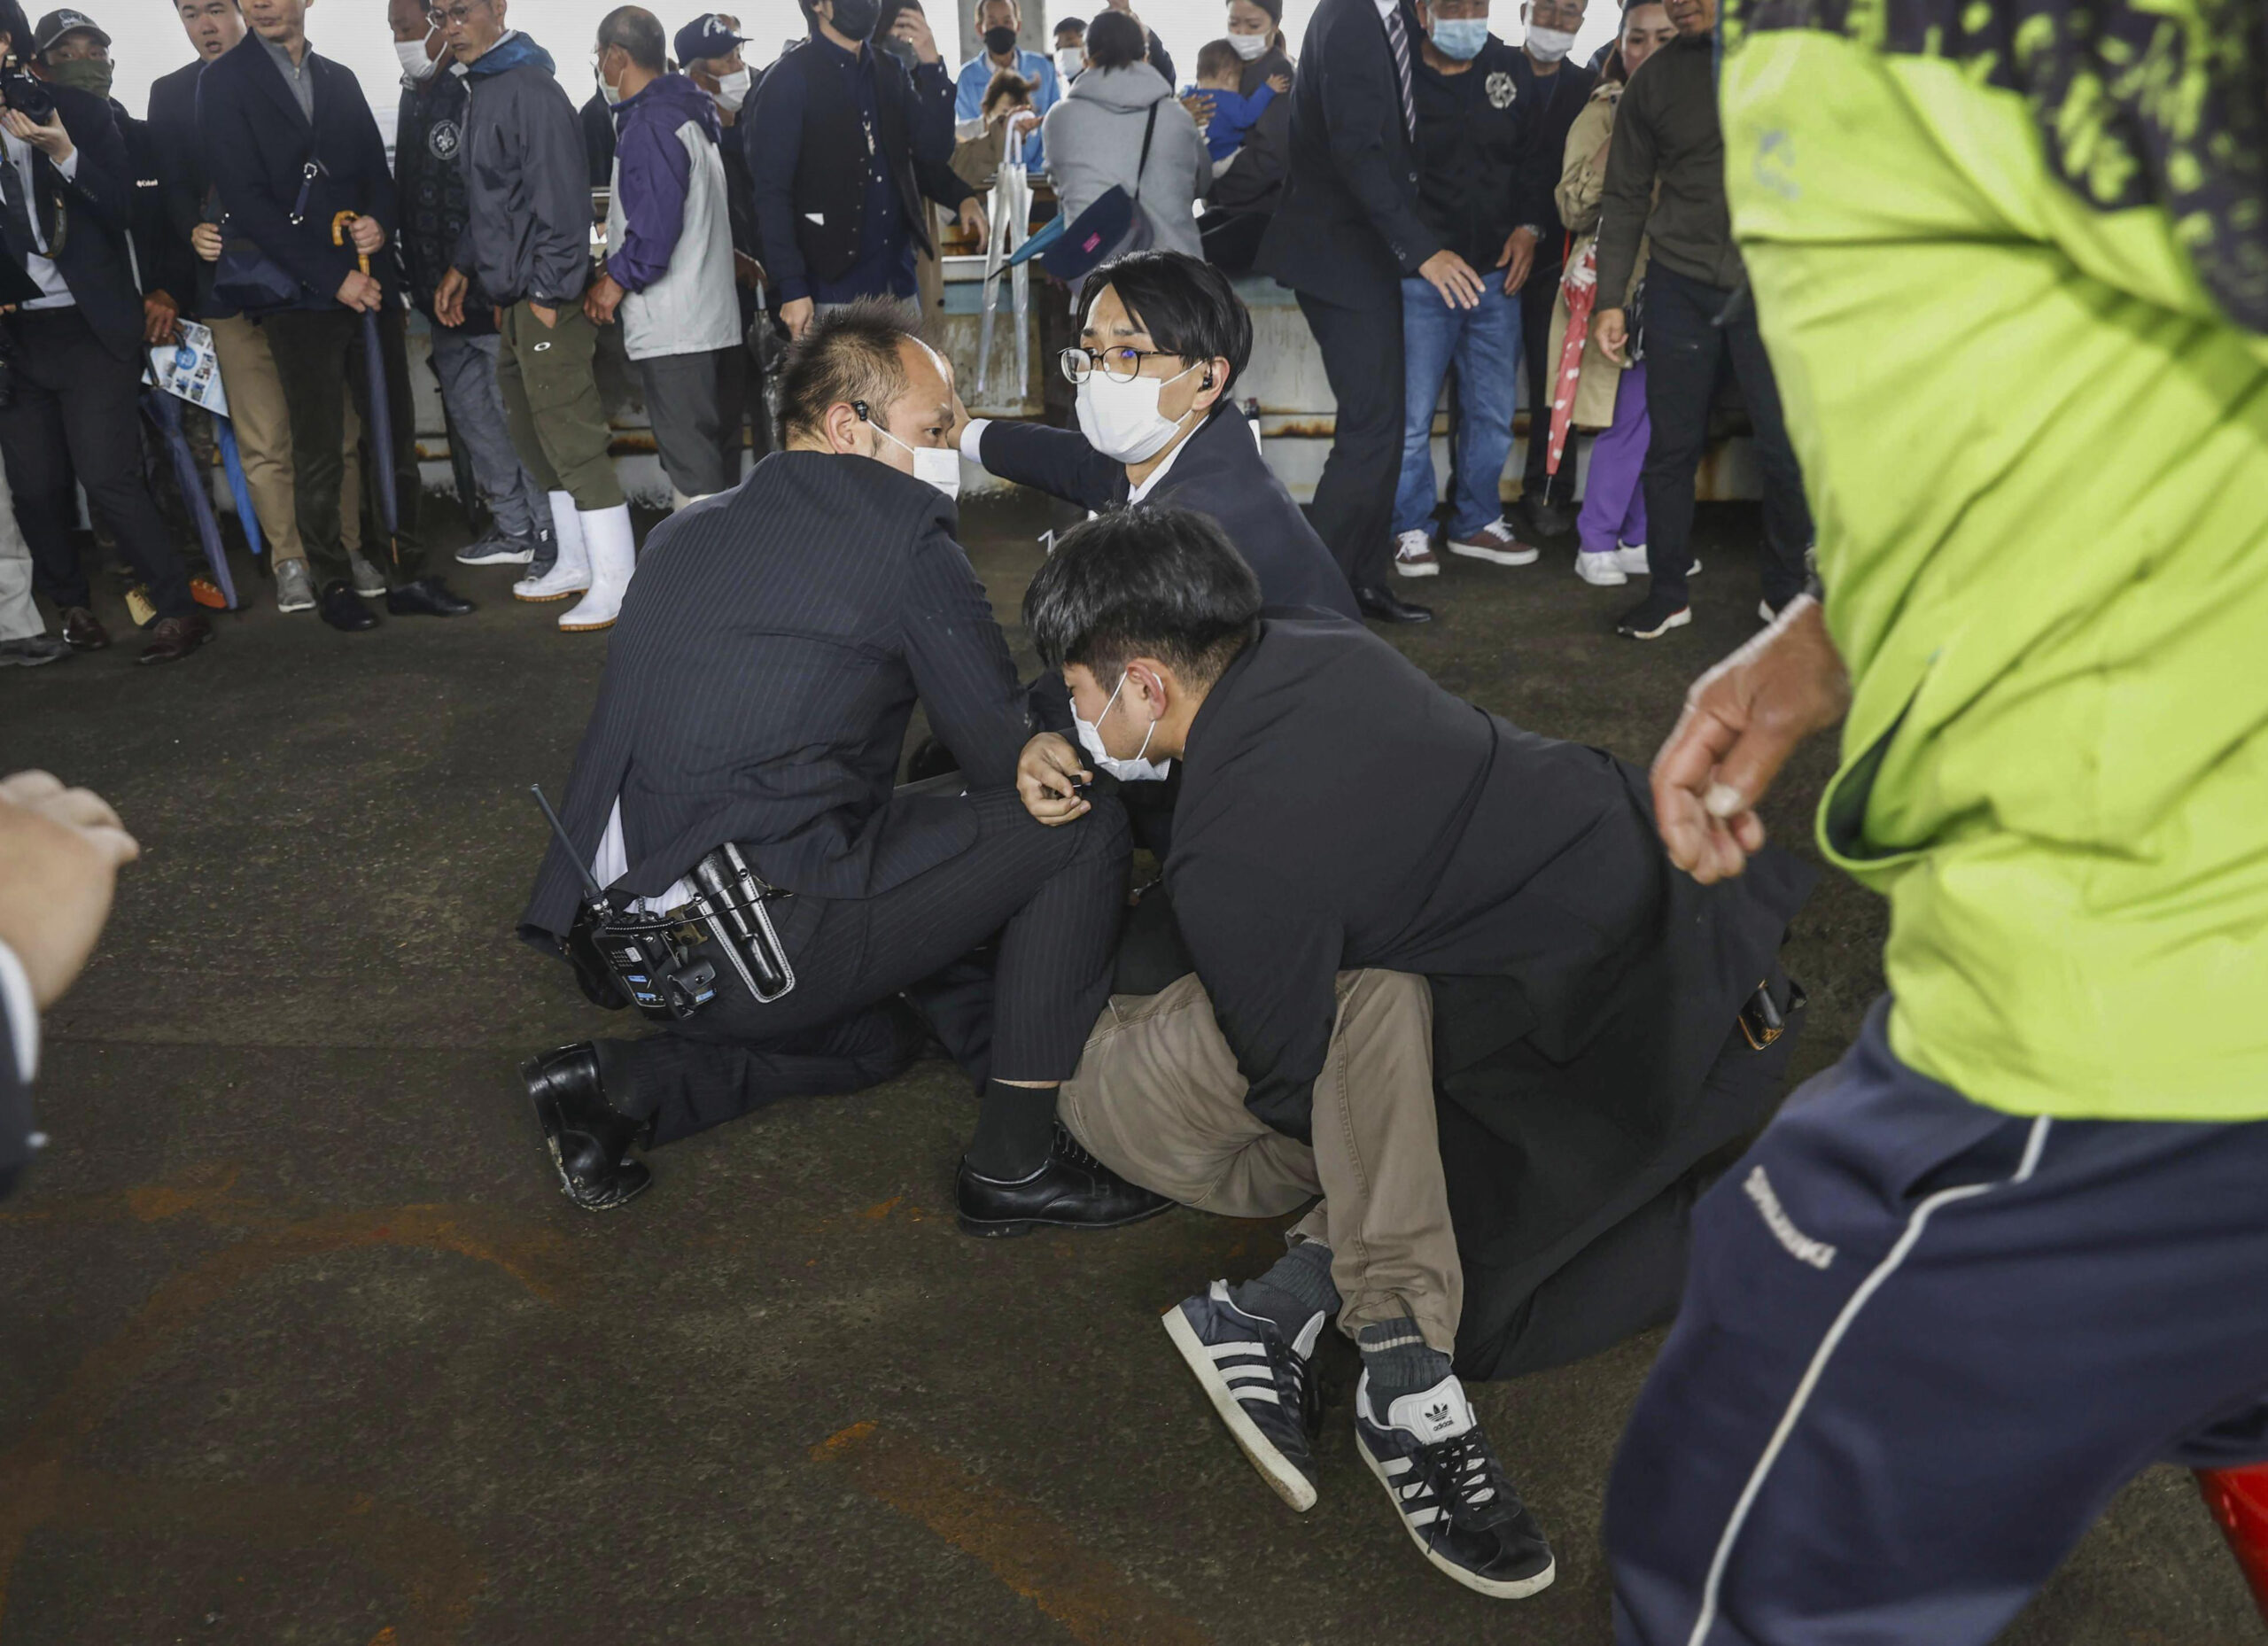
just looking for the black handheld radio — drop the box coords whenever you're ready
[532,785,719,1021]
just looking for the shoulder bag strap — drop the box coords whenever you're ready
[1132,102,1159,204]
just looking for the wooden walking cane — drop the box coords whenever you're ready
[332,210,401,570]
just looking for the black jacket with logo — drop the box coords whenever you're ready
[395,67,494,332]
[1409,35,1556,271]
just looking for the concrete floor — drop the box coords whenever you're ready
[1,494,2259,1646]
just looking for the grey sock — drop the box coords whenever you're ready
[1228,1238,1340,1343]
[1358,1317,1454,1412]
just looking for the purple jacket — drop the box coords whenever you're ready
[609,73,722,292]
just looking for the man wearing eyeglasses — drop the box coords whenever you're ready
[431,0,640,632]
[197,0,472,632]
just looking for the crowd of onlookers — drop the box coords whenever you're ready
[0,0,1801,667]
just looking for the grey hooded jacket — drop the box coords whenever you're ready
[1040,64,1208,259]
[452,32,591,307]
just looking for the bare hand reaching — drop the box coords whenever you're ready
[0,771,139,1010]
[1650,596,1850,883]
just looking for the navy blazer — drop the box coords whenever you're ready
[976,404,1360,621]
[0,83,145,361]
[147,58,217,316]
[1255,0,1441,310]
[521,451,1034,941]
[195,33,397,311]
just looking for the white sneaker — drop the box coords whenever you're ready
[1446,520,1539,566]
[1613,541,1649,576]
[560,504,636,632]
[1394,528,1441,578]
[1573,550,1627,586]
[516,491,590,602]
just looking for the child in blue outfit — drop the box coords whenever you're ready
[1184,39,1291,163]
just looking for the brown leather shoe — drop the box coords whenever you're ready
[60,605,109,651]
[136,611,214,665]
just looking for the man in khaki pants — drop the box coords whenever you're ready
[154,0,365,615]
[1016,505,1812,1605]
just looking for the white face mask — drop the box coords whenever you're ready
[1074,671,1173,782]
[1524,21,1577,59]
[597,71,625,104]
[1056,44,1084,76]
[1076,358,1201,465]
[713,65,751,110]
[866,415,962,499]
[397,33,441,80]
[1226,29,1270,59]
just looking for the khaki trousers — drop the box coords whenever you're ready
[206,314,364,566]
[496,299,625,511]
[1059,970,1461,1353]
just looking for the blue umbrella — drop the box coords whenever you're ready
[333,212,400,564]
[214,415,264,560]
[142,386,239,610]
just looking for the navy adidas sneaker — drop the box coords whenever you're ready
[1354,1370,1556,1598]
[1162,1280,1324,1511]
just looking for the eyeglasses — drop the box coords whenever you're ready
[1059,346,1178,384]
[424,4,484,27]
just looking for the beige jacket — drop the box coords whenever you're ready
[1547,81,1650,431]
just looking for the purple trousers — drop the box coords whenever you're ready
[1577,360,1650,554]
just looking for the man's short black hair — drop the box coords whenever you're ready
[1022,505,1262,687]
[1079,248,1253,400]
[1082,7,1144,69]
[1053,14,1084,37]
[779,299,917,445]
[596,4,667,70]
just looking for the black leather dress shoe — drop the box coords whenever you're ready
[387,576,475,617]
[60,605,109,650]
[1355,583,1434,625]
[523,1044,653,1211]
[955,1126,1174,1237]
[318,578,377,632]
[1514,494,1575,539]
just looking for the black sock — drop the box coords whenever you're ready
[1229,1238,1340,1343]
[965,1080,1057,1179]
[1358,1317,1455,1411]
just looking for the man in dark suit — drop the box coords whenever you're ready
[1018,505,1814,1596]
[0,0,209,663]
[1256,0,1491,625]
[196,0,470,632]
[743,0,983,339]
[519,303,1163,1238]
[0,768,138,1200]
[957,252,1355,620]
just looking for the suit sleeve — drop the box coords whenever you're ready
[909,59,975,211]
[898,518,1031,788]
[1169,850,1342,1142]
[197,72,353,299]
[58,96,136,236]
[976,421,1123,510]
[1593,71,1657,308]
[1317,11,1441,273]
[746,60,812,303]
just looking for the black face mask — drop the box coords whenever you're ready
[983,23,1017,54]
[829,0,882,39]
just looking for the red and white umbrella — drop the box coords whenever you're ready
[1547,241,1598,477]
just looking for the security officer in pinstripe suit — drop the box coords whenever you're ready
[519,301,1168,1238]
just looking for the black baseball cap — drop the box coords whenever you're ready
[33,8,106,53]
[672,12,749,65]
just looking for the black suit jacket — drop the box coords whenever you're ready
[148,58,219,317]
[522,452,1034,941]
[0,84,145,361]
[195,34,397,311]
[1166,618,1814,1358]
[1254,0,1440,309]
[976,406,1359,620]
[0,1003,32,1200]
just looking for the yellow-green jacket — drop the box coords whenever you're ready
[1721,0,2268,1120]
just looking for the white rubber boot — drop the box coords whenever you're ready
[515,492,591,602]
[559,504,636,632]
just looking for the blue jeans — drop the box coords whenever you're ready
[1393,277,1523,539]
